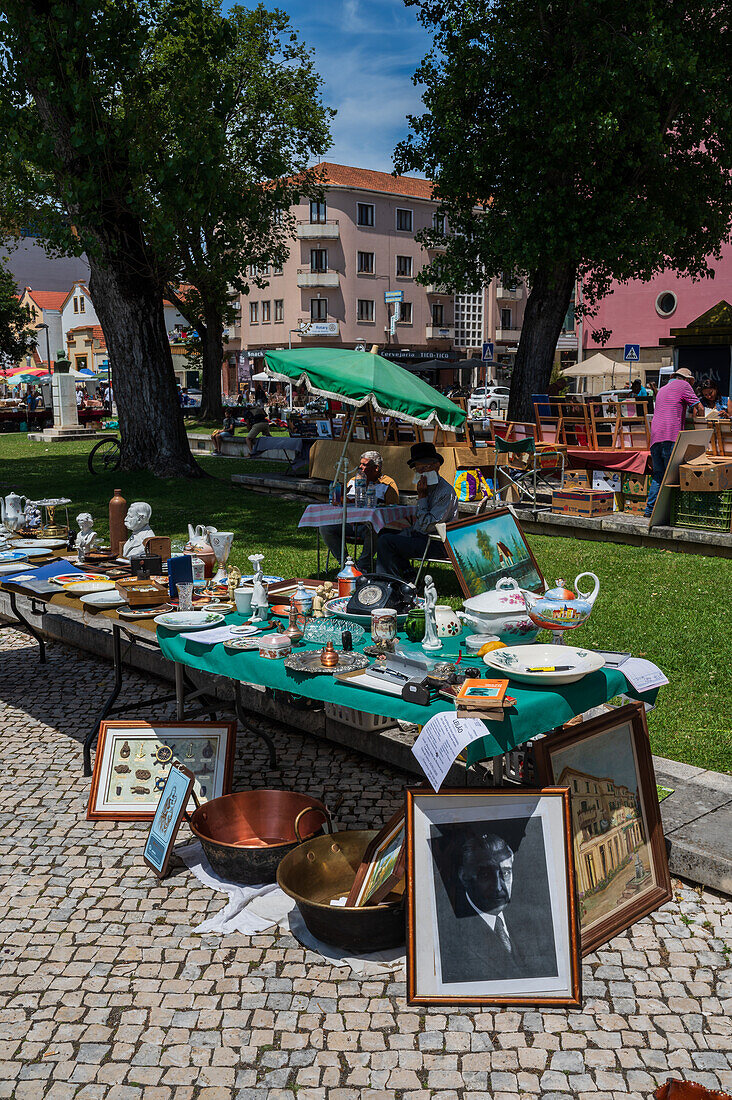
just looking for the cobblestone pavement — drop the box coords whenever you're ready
[1,626,731,1100]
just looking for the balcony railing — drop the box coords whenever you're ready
[495,327,522,342]
[424,283,451,294]
[426,325,455,340]
[296,220,340,239]
[497,285,523,300]
[296,268,340,288]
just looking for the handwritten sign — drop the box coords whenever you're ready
[411,712,489,792]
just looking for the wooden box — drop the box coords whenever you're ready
[552,490,615,518]
[562,469,591,489]
[679,456,732,492]
[115,577,170,607]
[621,472,651,496]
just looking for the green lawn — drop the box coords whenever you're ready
[1,432,730,773]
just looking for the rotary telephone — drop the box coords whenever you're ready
[345,573,418,616]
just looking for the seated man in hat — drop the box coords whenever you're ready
[375,442,458,580]
[320,450,399,569]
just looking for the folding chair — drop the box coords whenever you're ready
[493,435,565,511]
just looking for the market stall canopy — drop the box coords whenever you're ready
[561,352,642,378]
[263,347,466,431]
[251,371,270,381]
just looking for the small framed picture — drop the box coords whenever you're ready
[143,762,196,878]
[87,720,235,821]
[406,788,581,1007]
[443,508,545,599]
[346,809,405,907]
[534,701,672,955]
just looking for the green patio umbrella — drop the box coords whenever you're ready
[264,347,466,562]
[263,347,466,431]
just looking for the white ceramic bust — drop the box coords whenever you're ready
[75,512,99,560]
[122,501,155,559]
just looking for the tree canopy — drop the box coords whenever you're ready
[396,0,732,418]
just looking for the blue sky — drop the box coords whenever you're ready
[225,0,431,173]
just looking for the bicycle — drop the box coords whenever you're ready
[88,435,121,475]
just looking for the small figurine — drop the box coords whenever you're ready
[312,585,326,618]
[122,502,155,559]
[322,580,335,603]
[74,512,100,562]
[249,553,269,623]
[421,574,442,652]
[227,565,242,605]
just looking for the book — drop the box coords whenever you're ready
[454,678,509,709]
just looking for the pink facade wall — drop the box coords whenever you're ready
[238,188,452,354]
[583,240,732,355]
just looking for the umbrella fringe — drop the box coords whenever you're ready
[263,368,461,433]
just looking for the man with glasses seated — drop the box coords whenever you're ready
[319,450,399,570]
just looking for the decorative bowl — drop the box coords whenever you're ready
[154,610,225,631]
[62,579,116,597]
[302,618,365,646]
[482,643,606,685]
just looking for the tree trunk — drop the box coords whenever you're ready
[508,261,577,422]
[199,307,225,421]
[88,258,202,477]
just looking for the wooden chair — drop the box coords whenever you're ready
[534,403,563,444]
[613,413,651,449]
[588,406,620,450]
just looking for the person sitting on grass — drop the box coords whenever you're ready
[211,411,235,455]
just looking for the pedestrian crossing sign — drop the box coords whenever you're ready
[624,344,640,361]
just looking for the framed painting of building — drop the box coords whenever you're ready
[443,508,545,599]
[534,702,671,956]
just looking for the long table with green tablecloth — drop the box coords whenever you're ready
[157,621,658,764]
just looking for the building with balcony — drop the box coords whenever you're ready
[556,765,646,900]
[236,162,459,376]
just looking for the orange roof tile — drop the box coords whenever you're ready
[309,162,434,201]
[25,289,67,311]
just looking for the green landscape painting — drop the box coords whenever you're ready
[445,512,545,597]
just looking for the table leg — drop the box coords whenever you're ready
[234,682,277,767]
[7,591,46,663]
[83,623,123,777]
[175,661,185,720]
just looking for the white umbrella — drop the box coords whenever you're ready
[251,371,270,381]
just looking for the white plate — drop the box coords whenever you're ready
[51,572,105,585]
[324,595,425,628]
[482,643,606,685]
[62,579,116,597]
[80,590,125,608]
[229,624,261,636]
[19,546,54,559]
[0,550,28,564]
[11,538,67,549]
[154,611,225,631]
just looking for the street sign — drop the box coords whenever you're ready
[624,343,640,362]
[482,341,494,362]
[384,291,404,304]
[301,322,339,336]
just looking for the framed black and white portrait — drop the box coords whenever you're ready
[406,788,581,1007]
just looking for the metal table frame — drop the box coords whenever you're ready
[0,589,47,662]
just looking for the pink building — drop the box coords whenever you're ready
[233,162,528,390]
[579,240,732,393]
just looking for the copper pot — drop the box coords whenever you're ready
[277,830,405,952]
[189,789,332,885]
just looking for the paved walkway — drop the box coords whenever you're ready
[1,626,731,1100]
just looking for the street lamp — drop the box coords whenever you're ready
[36,322,52,372]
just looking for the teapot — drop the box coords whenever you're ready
[187,523,217,548]
[1,493,28,533]
[520,573,600,632]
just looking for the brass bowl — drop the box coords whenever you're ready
[277,830,405,952]
[189,789,331,885]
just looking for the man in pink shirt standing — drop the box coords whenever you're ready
[645,368,704,517]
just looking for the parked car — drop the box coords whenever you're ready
[467,385,510,417]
